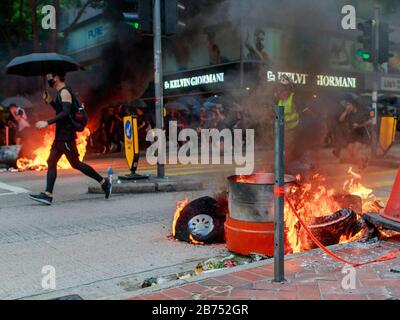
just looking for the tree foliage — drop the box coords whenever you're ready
[0,0,104,59]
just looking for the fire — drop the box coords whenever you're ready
[189,235,204,245]
[343,167,373,200]
[172,198,206,245]
[172,197,189,238]
[339,229,364,244]
[236,175,249,183]
[284,174,342,253]
[284,168,374,254]
[17,128,91,171]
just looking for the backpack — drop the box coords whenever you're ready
[64,88,88,132]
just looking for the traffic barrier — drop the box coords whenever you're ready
[382,169,400,223]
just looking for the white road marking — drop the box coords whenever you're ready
[0,181,30,195]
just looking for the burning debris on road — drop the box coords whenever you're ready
[171,168,392,256]
[16,128,91,171]
[172,195,228,245]
[284,171,374,254]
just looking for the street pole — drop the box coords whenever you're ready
[371,4,381,157]
[274,105,285,283]
[239,1,244,89]
[153,0,165,178]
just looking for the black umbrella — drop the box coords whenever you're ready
[2,96,33,109]
[131,99,148,108]
[6,52,84,77]
[165,102,190,113]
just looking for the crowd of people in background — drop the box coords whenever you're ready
[89,98,245,155]
[88,104,152,154]
[1,90,396,174]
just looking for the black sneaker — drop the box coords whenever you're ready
[29,193,53,205]
[102,177,112,199]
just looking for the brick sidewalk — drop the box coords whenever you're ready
[130,238,400,300]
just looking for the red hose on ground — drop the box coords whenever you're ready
[285,196,400,267]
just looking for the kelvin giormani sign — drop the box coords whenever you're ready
[267,71,357,89]
[164,72,225,90]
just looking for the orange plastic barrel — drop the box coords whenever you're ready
[225,173,295,256]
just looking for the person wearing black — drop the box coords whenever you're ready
[29,68,112,205]
[102,106,118,153]
[114,104,125,152]
[135,108,149,150]
[336,97,371,169]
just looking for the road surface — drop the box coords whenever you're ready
[0,155,398,299]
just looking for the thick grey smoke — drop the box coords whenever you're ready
[196,0,353,175]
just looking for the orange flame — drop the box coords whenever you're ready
[172,198,206,245]
[284,174,342,253]
[343,167,374,200]
[284,168,374,254]
[172,197,189,238]
[17,129,91,171]
[189,235,204,245]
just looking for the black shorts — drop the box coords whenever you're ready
[348,127,370,145]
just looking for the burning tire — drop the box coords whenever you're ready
[300,208,362,251]
[174,196,226,244]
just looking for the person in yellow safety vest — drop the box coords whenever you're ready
[276,76,300,130]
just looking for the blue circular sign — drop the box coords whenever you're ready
[125,120,132,139]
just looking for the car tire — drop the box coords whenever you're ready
[175,196,226,244]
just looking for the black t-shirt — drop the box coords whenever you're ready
[51,87,77,142]
[103,114,116,133]
[347,107,371,128]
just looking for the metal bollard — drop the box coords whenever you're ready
[274,105,285,283]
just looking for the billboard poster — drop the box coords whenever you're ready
[164,24,240,73]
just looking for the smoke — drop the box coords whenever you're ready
[73,25,154,127]
[222,0,348,175]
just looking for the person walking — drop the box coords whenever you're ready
[336,96,371,169]
[29,67,112,205]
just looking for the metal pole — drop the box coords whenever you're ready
[371,4,380,157]
[274,105,285,283]
[153,0,165,178]
[239,1,244,89]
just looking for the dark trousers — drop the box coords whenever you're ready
[46,140,103,193]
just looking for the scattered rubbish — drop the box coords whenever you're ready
[197,255,242,273]
[224,260,238,268]
[141,277,158,288]
[176,271,195,280]
[249,253,271,262]
[195,263,204,276]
